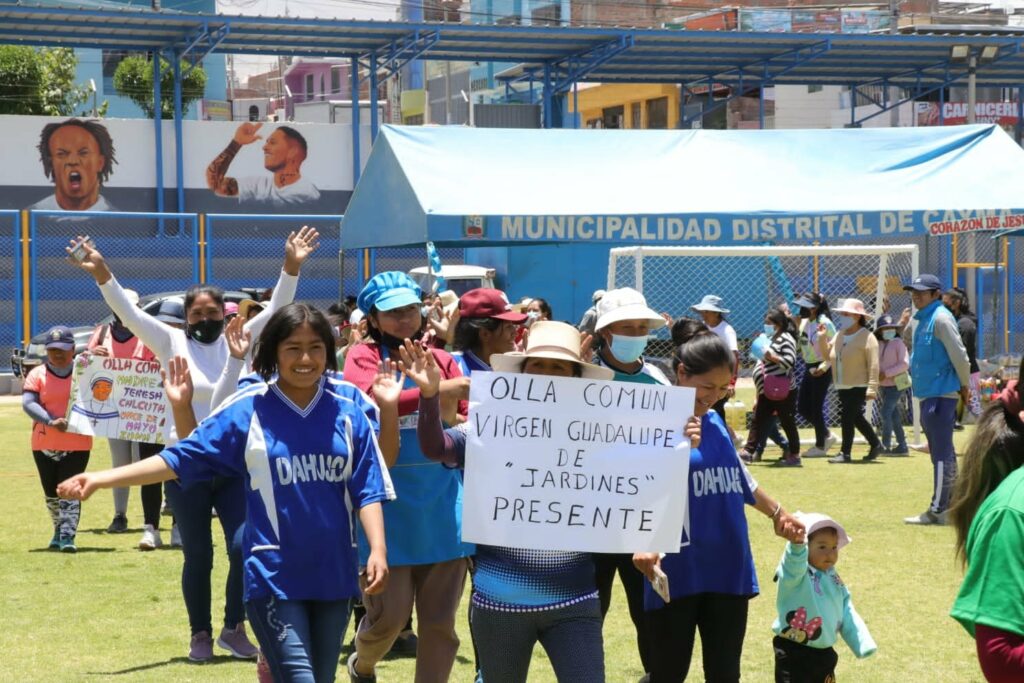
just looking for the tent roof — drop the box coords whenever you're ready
[340,124,1024,248]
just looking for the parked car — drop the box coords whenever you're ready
[10,290,255,379]
[408,265,496,297]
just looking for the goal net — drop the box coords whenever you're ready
[607,244,921,442]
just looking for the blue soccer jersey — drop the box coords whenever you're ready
[160,375,395,602]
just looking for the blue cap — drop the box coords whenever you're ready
[44,326,75,350]
[903,273,942,292]
[875,314,898,330]
[357,271,423,314]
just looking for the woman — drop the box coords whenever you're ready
[59,304,392,683]
[525,297,552,322]
[949,366,1024,682]
[68,228,319,661]
[875,314,910,456]
[740,307,802,467]
[343,271,473,683]
[792,293,838,457]
[689,295,739,419]
[634,319,804,683]
[822,299,882,464]
[451,288,527,376]
[405,322,624,683]
[22,325,93,553]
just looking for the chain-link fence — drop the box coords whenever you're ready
[0,211,21,371]
[953,230,1009,360]
[30,211,199,337]
[206,215,343,310]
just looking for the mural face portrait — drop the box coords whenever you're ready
[49,124,106,208]
[262,129,293,172]
[91,377,114,402]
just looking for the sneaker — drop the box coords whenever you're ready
[218,622,258,659]
[188,631,214,662]
[48,530,60,550]
[738,450,756,464]
[904,510,947,525]
[775,455,802,467]
[887,447,910,457]
[217,623,259,659]
[348,654,377,683]
[803,446,828,458]
[138,524,162,551]
[828,453,852,464]
[863,446,881,462]
[107,513,129,533]
[170,524,182,548]
[59,534,77,553]
[824,432,838,451]
[389,630,418,656]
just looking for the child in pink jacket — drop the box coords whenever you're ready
[876,314,910,456]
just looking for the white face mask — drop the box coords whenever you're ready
[882,329,897,341]
[838,316,856,331]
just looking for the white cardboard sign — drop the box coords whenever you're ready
[462,371,693,553]
[66,355,169,444]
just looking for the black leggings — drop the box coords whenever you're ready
[743,392,801,457]
[797,369,832,448]
[594,552,651,673]
[837,387,880,454]
[646,592,750,683]
[33,450,90,497]
[138,441,164,527]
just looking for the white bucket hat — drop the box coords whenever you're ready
[594,288,666,332]
[491,321,613,380]
[690,294,730,314]
[796,512,851,549]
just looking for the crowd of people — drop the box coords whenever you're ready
[15,231,1020,682]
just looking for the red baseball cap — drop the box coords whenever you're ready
[459,289,528,323]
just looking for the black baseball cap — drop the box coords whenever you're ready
[44,326,75,351]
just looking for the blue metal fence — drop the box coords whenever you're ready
[0,210,21,371]
[29,211,199,338]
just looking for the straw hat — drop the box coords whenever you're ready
[491,321,613,380]
[238,299,265,320]
[833,298,872,319]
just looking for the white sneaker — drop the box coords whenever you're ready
[824,432,837,451]
[138,524,162,551]
[170,524,182,547]
[803,446,827,458]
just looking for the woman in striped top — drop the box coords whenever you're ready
[741,307,802,467]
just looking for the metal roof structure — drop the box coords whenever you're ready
[3,1,1024,90]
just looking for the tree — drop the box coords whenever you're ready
[38,47,108,117]
[0,45,42,115]
[113,54,206,119]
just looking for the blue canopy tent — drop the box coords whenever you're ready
[341,123,1024,321]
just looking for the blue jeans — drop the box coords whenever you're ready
[164,477,246,635]
[247,596,353,683]
[919,397,959,513]
[878,386,908,451]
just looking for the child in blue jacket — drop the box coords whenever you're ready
[773,512,876,682]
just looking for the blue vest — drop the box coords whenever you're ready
[911,300,960,399]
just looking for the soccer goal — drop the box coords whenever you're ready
[607,244,922,445]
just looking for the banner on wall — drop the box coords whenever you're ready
[66,354,169,444]
[916,102,1019,127]
[0,115,370,215]
[461,371,693,553]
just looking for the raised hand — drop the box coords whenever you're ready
[233,121,263,145]
[225,315,252,360]
[283,225,321,274]
[398,339,441,397]
[683,415,701,449]
[371,360,404,408]
[161,355,194,409]
[66,235,112,283]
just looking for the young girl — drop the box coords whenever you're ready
[875,314,910,457]
[22,326,93,553]
[822,299,882,464]
[949,367,1024,682]
[741,306,802,467]
[633,319,804,683]
[59,304,393,683]
[773,513,877,682]
[404,321,618,683]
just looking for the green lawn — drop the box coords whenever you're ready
[0,401,984,682]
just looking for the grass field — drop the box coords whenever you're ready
[0,397,986,682]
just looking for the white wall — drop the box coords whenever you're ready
[774,84,915,129]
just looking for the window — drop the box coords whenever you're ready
[646,97,668,129]
[807,84,823,94]
[531,3,561,26]
[331,67,341,94]
[630,102,642,128]
[305,74,314,100]
[602,105,624,129]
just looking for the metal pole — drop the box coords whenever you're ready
[939,84,946,125]
[173,52,185,214]
[369,52,379,140]
[759,85,765,129]
[444,61,452,124]
[350,56,361,186]
[542,63,552,129]
[153,53,164,218]
[572,80,578,129]
[967,54,977,125]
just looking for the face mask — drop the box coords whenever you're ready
[838,316,856,331]
[186,318,225,344]
[110,316,134,342]
[525,311,540,327]
[763,324,777,337]
[609,334,648,363]
[798,307,812,319]
[882,329,897,341]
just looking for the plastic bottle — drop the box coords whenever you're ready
[726,398,746,434]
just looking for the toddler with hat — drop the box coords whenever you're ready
[773,512,876,682]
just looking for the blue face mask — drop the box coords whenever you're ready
[609,334,648,363]
[763,324,777,337]
[882,329,896,340]
[838,316,856,331]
